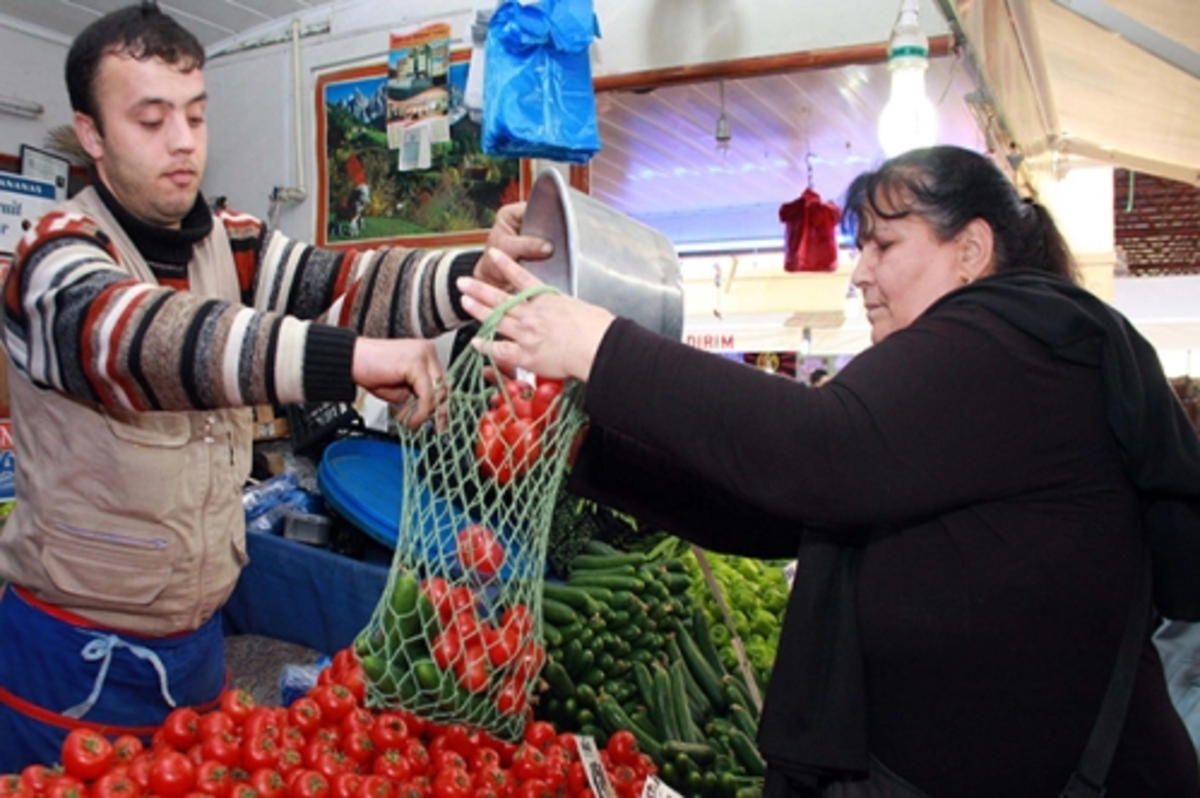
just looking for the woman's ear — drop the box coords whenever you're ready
[957,218,995,283]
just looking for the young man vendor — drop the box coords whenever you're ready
[0,1,548,766]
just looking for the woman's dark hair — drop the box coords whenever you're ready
[66,2,205,126]
[841,145,1079,283]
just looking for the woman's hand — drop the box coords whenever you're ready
[457,248,615,382]
[351,337,446,428]
[474,203,553,289]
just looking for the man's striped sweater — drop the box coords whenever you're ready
[4,184,479,414]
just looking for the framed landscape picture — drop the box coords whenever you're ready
[315,47,528,249]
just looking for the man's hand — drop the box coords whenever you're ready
[475,203,553,289]
[351,337,446,429]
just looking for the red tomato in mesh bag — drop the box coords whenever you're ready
[501,379,535,420]
[456,524,505,577]
[476,381,545,485]
[531,379,563,426]
[502,419,541,477]
[495,675,529,716]
[475,412,511,485]
[484,621,522,669]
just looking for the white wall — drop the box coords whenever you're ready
[0,23,71,160]
[201,0,949,242]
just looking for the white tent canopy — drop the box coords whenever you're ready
[942,0,1200,187]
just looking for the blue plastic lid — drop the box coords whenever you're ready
[317,438,479,562]
[318,437,547,581]
[317,438,405,549]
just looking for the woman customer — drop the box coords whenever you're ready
[458,145,1200,796]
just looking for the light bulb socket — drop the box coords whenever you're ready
[888,0,929,61]
[889,45,929,60]
[715,113,731,144]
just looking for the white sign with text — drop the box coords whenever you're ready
[0,174,56,256]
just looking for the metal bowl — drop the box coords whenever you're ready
[519,168,684,340]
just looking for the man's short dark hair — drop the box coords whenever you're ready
[66,1,206,122]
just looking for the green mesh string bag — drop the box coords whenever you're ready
[356,285,588,741]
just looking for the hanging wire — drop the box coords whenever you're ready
[936,47,964,106]
[801,106,814,189]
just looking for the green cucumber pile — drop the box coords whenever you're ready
[535,539,767,798]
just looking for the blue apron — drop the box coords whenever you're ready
[0,586,227,770]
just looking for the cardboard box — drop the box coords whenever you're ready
[252,404,290,441]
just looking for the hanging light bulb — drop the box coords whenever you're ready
[877,0,938,157]
[715,80,732,155]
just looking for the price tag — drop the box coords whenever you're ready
[782,559,798,589]
[575,735,617,798]
[640,775,684,798]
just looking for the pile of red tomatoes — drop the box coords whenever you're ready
[0,647,656,798]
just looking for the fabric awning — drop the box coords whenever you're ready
[940,0,1200,187]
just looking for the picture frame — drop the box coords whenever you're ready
[19,144,70,202]
[315,51,530,249]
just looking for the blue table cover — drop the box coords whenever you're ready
[221,531,388,655]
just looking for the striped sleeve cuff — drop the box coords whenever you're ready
[302,323,359,402]
[436,250,484,327]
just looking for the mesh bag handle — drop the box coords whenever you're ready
[356,285,587,741]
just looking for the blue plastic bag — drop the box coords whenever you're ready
[482,0,602,164]
[242,472,301,520]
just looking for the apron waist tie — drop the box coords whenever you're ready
[62,630,177,720]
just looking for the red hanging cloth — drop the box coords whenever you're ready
[779,188,841,273]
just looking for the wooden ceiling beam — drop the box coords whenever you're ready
[593,35,956,93]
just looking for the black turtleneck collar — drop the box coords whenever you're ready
[91,169,214,266]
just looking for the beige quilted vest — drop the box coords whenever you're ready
[0,187,254,635]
